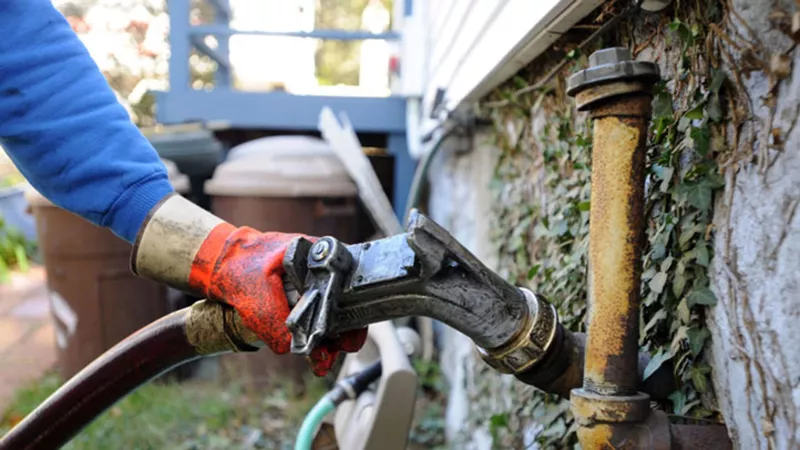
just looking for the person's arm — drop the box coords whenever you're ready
[0,2,367,373]
[0,0,173,243]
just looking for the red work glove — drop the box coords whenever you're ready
[186,224,367,376]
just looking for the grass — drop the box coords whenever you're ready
[0,173,24,188]
[0,369,329,450]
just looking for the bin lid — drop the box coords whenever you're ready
[204,136,358,198]
[226,135,332,162]
[25,158,191,206]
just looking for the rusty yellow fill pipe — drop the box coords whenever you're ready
[583,92,652,394]
[564,47,734,450]
[566,47,661,448]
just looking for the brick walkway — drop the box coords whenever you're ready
[0,266,57,410]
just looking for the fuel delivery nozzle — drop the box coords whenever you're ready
[282,209,560,377]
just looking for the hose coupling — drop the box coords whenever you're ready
[477,289,558,374]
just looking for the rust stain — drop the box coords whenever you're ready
[572,397,628,424]
[574,81,650,112]
[585,115,648,393]
[577,424,629,450]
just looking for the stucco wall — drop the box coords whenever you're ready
[426,131,500,449]
[425,1,800,449]
[707,1,800,448]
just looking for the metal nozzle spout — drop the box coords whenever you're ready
[285,211,531,352]
[283,210,677,401]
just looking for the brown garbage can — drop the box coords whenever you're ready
[26,159,190,380]
[204,136,362,384]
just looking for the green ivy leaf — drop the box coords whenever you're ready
[675,180,715,211]
[690,126,711,156]
[705,170,725,188]
[649,271,668,294]
[691,368,709,393]
[678,226,700,248]
[653,90,674,121]
[687,286,718,307]
[692,270,710,289]
[693,408,715,419]
[682,399,702,415]
[644,309,668,334]
[673,272,689,299]
[695,244,710,267]
[687,327,711,355]
[490,413,508,427]
[488,178,505,192]
[551,220,569,237]
[651,241,667,261]
[669,390,686,414]
[577,201,591,212]
[528,264,541,279]
[710,69,726,93]
[684,105,705,120]
[643,290,660,307]
[653,118,671,142]
[540,417,568,439]
[671,326,689,354]
[566,48,581,60]
[643,348,673,380]
[669,19,693,46]
[659,166,674,193]
[695,364,712,375]
[489,412,509,440]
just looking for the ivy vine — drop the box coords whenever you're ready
[460,1,755,448]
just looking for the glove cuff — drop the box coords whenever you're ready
[131,193,234,294]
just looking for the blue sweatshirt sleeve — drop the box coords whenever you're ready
[0,0,175,244]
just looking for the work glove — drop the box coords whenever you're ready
[188,225,367,375]
[131,193,367,376]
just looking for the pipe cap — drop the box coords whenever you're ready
[567,47,660,97]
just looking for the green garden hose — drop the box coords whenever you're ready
[295,396,336,450]
[295,361,382,450]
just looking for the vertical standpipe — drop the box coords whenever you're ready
[566,47,661,448]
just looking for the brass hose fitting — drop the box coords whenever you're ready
[477,289,558,374]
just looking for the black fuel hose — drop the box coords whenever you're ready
[330,360,383,405]
[0,301,258,450]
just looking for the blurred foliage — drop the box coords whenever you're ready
[0,217,34,284]
[0,173,25,189]
[408,359,447,450]
[0,372,329,449]
[60,0,392,123]
[315,0,392,86]
[1,360,450,449]
[0,148,35,283]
